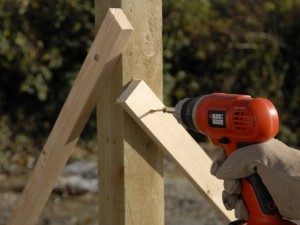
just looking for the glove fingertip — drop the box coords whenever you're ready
[235,199,249,220]
[210,161,219,176]
[210,150,226,176]
[224,179,241,194]
[222,191,239,210]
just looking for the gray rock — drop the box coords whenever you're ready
[56,160,98,194]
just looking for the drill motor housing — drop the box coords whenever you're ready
[174,93,279,156]
[173,93,295,225]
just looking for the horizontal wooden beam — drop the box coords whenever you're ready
[117,80,235,222]
[8,9,133,225]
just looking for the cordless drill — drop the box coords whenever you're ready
[164,93,295,225]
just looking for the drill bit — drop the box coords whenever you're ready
[162,107,175,113]
[150,107,175,114]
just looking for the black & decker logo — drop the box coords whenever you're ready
[208,110,226,128]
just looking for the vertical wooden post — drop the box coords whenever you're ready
[95,1,164,225]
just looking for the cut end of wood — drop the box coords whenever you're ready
[106,8,134,61]
[109,8,134,31]
[117,80,144,104]
[92,8,133,63]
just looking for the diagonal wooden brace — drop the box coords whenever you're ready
[117,80,235,222]
[8,8,133,225]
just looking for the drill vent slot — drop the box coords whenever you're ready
[233,111,253,131]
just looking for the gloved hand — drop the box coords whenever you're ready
[210,139,300,220]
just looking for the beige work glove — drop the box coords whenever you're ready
[211,139,300,220]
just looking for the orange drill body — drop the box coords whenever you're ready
[192,93,279,155]
[173,93,295,225]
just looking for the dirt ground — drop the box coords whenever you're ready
[0,152,226,225]
[1,144,298,225]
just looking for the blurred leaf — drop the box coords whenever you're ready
[163,0,300,146]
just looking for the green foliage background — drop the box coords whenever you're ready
[1,0,300,173]
[0,0,94,172]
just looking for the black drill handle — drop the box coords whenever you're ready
[245,174,279,215]
[236,142,279,216]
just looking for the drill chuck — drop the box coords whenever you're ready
[174,97,202,132]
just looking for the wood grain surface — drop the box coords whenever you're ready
[96,1,164,225]
[117,80,235,222]
[8,9,132,225]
